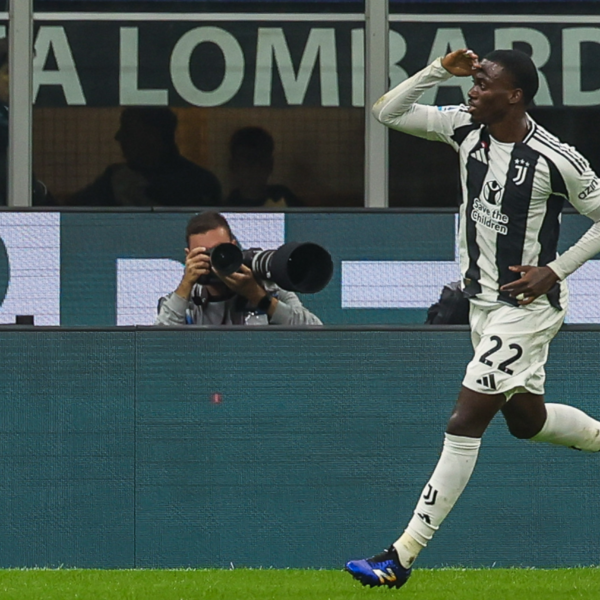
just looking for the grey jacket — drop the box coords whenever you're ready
[155,281,322,326]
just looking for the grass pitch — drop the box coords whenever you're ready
[0,567,598,599]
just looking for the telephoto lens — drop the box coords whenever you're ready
[208,243,243,276]
[196,243,242,285]
[244,242,333,293]
[197,241,333,293]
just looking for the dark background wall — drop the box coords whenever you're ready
[1,327,598,568]
[25,3,600,208]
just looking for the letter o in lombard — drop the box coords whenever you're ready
[171,27,245,107]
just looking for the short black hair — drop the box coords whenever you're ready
[484,49,539,106]
[230,126,274,158]
[186,211,233,244]
[117,106,178,146]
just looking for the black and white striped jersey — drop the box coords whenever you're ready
[373,58,600,308]
[450,109,600,307]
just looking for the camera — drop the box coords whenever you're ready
[198,242,333,294]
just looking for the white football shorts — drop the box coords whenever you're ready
[463,298,566,399]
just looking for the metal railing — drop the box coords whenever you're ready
[5,0,392,208]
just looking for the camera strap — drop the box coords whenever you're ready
[192,285,235,307]
[192,285,246,325]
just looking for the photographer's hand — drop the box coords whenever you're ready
[216,265,278,316]
[175,246,211,300]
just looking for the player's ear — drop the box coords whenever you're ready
[509,88,523,105]
[185,247,190,256]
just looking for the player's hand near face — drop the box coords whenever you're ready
[500,265,560,305]
[175,246,211,300]
[442,49,481,77]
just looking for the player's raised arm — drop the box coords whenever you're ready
[372,49,478,146]
[440,49,481,77]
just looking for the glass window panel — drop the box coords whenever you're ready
[33,0,366,208]
[387,7,600,208]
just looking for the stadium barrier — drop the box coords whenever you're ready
[1,325,598,569]
[0,209,599,326]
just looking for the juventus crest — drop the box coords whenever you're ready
[512,158,531,186]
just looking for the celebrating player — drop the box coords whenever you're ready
[345,48,600,589]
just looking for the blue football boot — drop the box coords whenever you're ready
[345,546,411,589]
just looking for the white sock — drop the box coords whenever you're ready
[531,403,600,452]
[393,531,424,570]
[393,433,481,568]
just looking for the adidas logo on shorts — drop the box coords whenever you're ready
[476,373,497,390]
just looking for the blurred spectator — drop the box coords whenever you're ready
[224,126,302,208]
[68,107,221,207]
[0,38,54,206]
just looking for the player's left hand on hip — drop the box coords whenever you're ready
[500,265,559,305]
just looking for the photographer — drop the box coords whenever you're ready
[155,211,322,326]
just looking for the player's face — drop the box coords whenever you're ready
[467,60,517,125]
